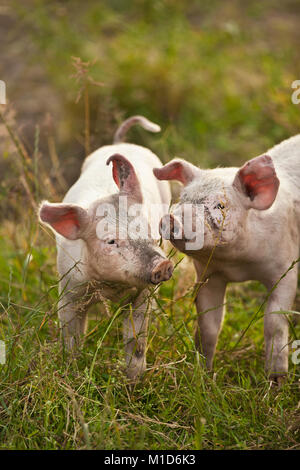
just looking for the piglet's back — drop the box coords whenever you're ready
[268,134,300,194]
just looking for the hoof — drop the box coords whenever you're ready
[269,374,287,388]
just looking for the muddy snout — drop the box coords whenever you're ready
[150,259,173,284]
[159,214,184,241]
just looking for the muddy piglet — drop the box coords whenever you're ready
[154,135,300,382]
[39,116,173,380]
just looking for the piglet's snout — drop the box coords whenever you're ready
[150,259,173,284]
[159,214,183,240]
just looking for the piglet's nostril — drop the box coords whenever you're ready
[150,259,174,285]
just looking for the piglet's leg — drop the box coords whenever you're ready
[58,287,88,351]
[264,268,297,381]
[195,274,227,369]
[123,290,151,380]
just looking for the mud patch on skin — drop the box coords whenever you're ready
[178,180,232,248]
[118,162,130,188]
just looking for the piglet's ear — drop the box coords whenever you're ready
[153,159,200,186]
[39,202,89,240]
[106,153,143,203]
[233,154,279,210]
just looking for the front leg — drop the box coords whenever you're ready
[195,273,227,369]
[264,267,298,380]
[58,281,88,350]
[123,290,151,380]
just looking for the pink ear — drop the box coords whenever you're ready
[106,153,143,202]
[39,202,88,240]
[233,154,279,210]
[153,159,200,185]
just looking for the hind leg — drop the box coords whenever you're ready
[264,268,297,381]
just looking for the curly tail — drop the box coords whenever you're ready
[113,115,161,144]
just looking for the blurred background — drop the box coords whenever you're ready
[1,0,300,214]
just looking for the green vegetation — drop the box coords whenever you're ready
[0,0,299,450]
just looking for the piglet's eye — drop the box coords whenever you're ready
[215,203,225,210]
[107,239,116,245]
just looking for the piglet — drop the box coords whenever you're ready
[39,116,173,380]
[154,135,300,382]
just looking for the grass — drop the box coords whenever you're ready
[0,219,299,450]
[0,0,300,450]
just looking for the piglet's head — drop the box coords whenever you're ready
[153,154,280,253]
[39,154,173,288]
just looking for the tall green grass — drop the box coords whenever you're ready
[0,218,299,449]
